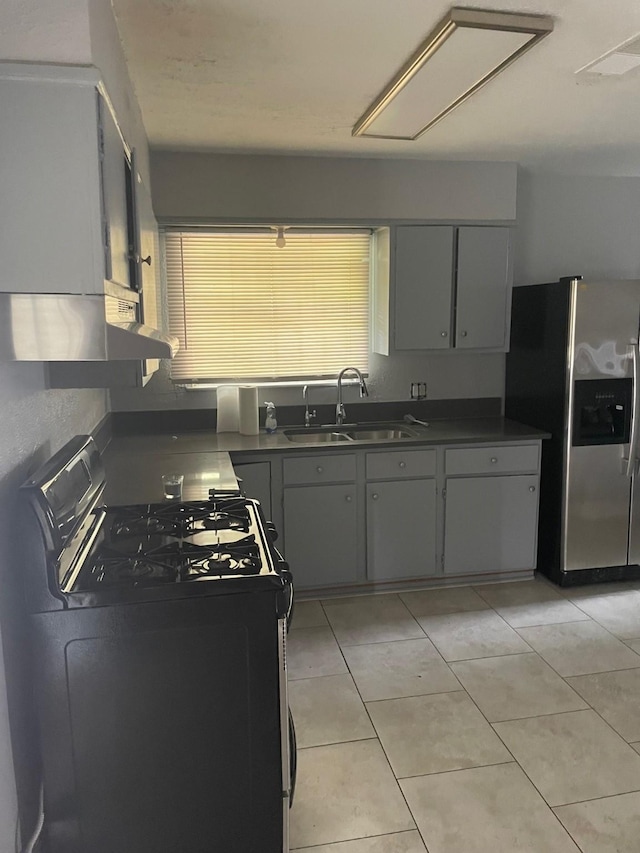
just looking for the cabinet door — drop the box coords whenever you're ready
[395,226,454,350]
[235,461,272,519]
[367,479,437,580]
[99,95,131,290]
[283,485,358,588]
[455,227,511,350]
[444,475,539,575]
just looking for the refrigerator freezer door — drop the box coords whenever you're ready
[572,280,639,380]
[565,445,631,571]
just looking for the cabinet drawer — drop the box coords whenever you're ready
[283,454,356,485]
[445,444,539,476]
[366,449,436,480]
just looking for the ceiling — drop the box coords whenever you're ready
[112,0,640,173]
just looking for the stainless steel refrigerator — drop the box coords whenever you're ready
[506,276,640,586]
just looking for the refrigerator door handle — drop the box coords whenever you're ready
[626,342,640,478]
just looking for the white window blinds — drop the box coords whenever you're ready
[164,229,371,382]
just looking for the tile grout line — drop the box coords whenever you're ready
[322,602,432,849]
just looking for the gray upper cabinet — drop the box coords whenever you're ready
[0,66,138,300]
[395,226,454,350]
[455,227,511,350]
[394,225,512,352]
[0,69,104,295]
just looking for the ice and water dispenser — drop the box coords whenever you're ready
[572,379,632,446]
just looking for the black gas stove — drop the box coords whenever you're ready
[20,435,294,853]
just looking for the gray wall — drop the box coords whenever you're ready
[515,168,640,285]
[112,154,515,412]
[0,1,148,847]
[151,151,517,222]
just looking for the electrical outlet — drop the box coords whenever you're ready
[410,382,427,400]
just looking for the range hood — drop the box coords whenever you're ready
[0,292,178,361]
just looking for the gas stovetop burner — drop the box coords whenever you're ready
[74,498,273,591]
[109,498,251,541]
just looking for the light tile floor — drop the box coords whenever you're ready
[289,576,640,852]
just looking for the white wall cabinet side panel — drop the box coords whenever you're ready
[366,479,437,581]
[455,227,511,350]
[444,475,539,575]
[235,461,272,519]
[395,226,454,350]
[99,95,130,290]
[0,78,103,294]
[136,174,161,380]
[283,484,358,588]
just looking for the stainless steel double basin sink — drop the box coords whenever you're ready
[284,424,417,443]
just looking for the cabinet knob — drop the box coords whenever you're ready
[529,485,536,492]
[441,331,448,338]
[460,330,468,338]
[399,461,406,469]
[490,457,498,464]
[316,466,323,474]
[372,493,379,500]
[345,494,353,502]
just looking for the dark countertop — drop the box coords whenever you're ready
[102,449,239,504]
[101,417,549,505]
[107,417,550,457]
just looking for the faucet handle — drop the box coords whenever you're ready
[304,409,317,427]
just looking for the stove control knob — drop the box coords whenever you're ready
[266,522,279,542]
[316,466,324,474]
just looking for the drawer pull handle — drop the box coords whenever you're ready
[529,485,536,492]
[490,457,498,464]
[399,461,406,469]
[345,495,353,502]
[316,466,323,474]
[440,331,448,338]
[372,493,379,500]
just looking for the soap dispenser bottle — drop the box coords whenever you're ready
[264,402,278,434]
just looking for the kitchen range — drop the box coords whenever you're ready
[20,436,294,853]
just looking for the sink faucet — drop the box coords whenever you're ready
[336,367,369,425]
[302,384,317,427]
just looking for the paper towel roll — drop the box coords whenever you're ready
[216,385,239,433]
[238,385,259,435]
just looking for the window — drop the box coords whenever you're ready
[164,229,371,383]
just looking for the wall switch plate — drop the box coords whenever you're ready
[411,382,427,400]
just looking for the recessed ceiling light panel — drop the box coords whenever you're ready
[353,7,554,141]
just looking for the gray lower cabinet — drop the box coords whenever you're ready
[444,474,539,575]
[283,484,358,588]
[366,479,437,580]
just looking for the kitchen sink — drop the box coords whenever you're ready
[284,424,417,443]
[347,427,414,440]
[284,430,353,443]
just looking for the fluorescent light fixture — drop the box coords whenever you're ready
[353,7,553,140]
